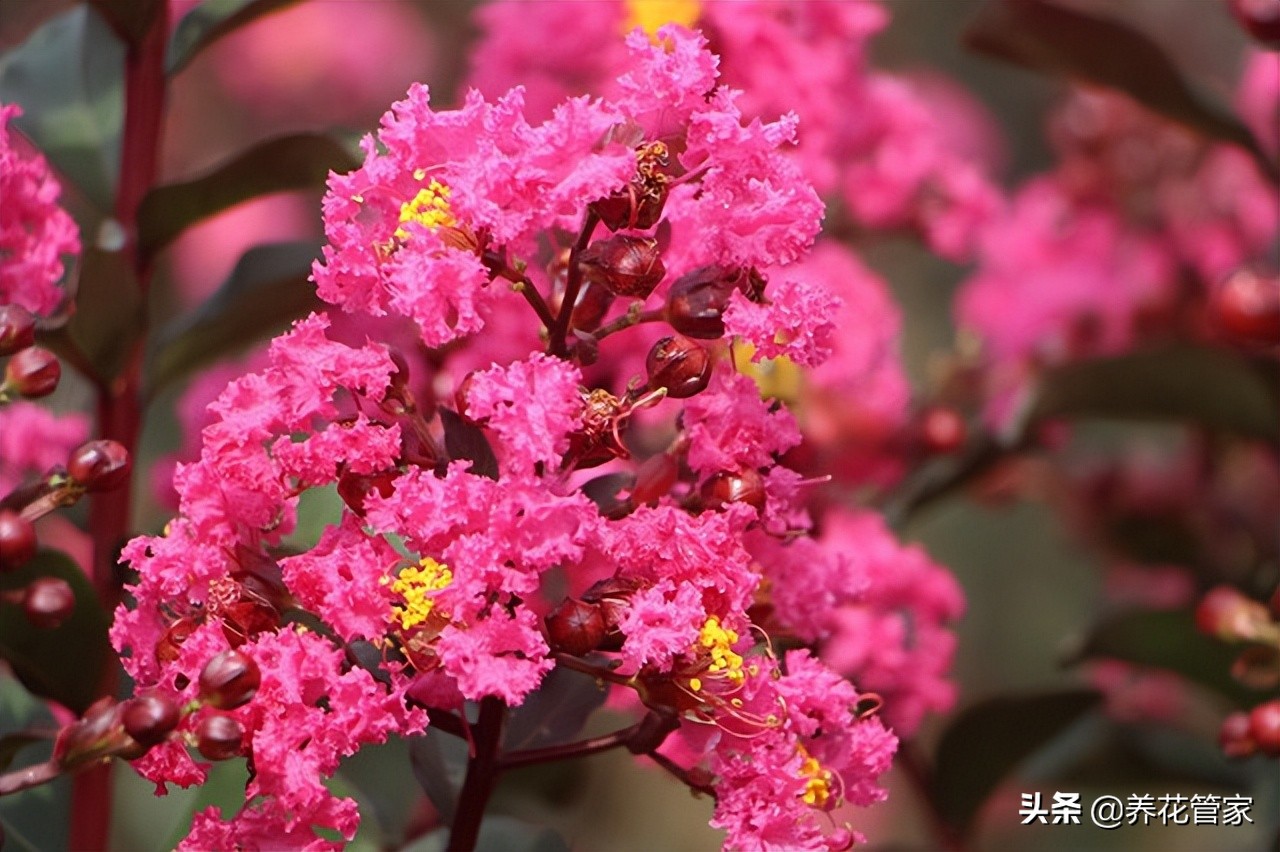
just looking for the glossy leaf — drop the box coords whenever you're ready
[0,550,112,715]
[0,5,124,209]
[580,472,633,515]
[137,133,358,261]
[932,689,1101,835]
[400,817,569,852]
[87,0,163,47]
[145,239,323,394]
[1031,347,1280,443]
[1070,608,1279,707]
[46,243,142,384]
[0,678,67,852]
[502,664,609,752]
[964,0,1274,178]
[166,0,305,75]
[439,409,500,481]
[407,729,469,824]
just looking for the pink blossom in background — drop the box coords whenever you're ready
[0,401,89,494]
[1237,49,1280,157]
[197,0,438,127]
[0,104,80,316]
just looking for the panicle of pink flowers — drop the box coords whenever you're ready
[115,27,915,850]
[469,0,1004,262]
[955,71,1279,419]
[0,104,80,316]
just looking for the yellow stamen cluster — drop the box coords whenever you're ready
[738,343,804,404]
[394,180,455,240]
[798,748,835,809]
[688,616,744,693]
[622,0,701,36]
[388,558,453,631]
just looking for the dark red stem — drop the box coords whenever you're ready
[497,722,642,771]
[0,760,62,796]
[71,6,169,851]
[445,697,506,852]
[548,211,600,357]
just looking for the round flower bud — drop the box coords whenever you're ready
[198,649,262,710]
[122,692,181,748]
[1249,700,1280,756]
[700,469,767,512]
[546,597,606,656]
[579,235,665,299]
[4,346,60,398]
[664,266,736,339]
[195,714,244,761]
[917,406,968,455]
[1213,268,1280,345]
[66,440,132,492]
[0,510,37,571]
[1219,711,1257,757]
[0,304,37,356]
[1195,586,1272,642]
[23,577,74,629]
[646,336,710,399]
[1228,0,1280,46]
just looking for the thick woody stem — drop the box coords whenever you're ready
[445,697,506,852]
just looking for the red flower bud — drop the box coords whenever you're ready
[1213,268,1280,345]
[0,510,37,571]
[54,698,131,768]
[1220,710,1257,757]
[4,346,60,398]
[23,577,74,629]
[1249,700,1280,756]
[199,649,262,710]
[122,692,181,748]
[579,235,665,299]
[664,266,765,340]
[1228,0,1280,46]
[646,336,710,399]
[195,714,244,761]
[591,140,670,231]
[67,439,132,492]
[337,470,397,516]
[917,406,967,455]
[0,304,37,356]
[700,469,767,512]
[546,597,606,656]
[1195,586,1273,642]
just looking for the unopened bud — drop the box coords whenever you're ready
[195,714,244,761]
[664,266,765,340]
[1250,700,1280,756]
[546,597,606,656]
[646,336,710,399]
[23,577,74,629]
[0,304,37,356]
[0,510,37,571]
[1213,268,1280,345]
[4,346,60,398]
[580,235,665,300]
[1228,0,1280,46]
[122,692,181,748]
[700,469,767,512]
[198,649,261,710]
[917,406,967,455]
[67,440,132,492]
[1195,586,1273,642]
[1220,710,1257,757]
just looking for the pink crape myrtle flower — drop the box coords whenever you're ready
[0,401,89,494]
[0,104,80,315]
[122,26,899,850]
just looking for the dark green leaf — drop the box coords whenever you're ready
[502,664,608,752]
[580,473,633,515]
[1032,347,1280,443]
[166,0,305,76]
[932,689,1101,835]
[0,5,124,208]
[145,239,323,394]
[137,133,358,261]
[1069,608,1280,707]
[0,551,112,715]
[0,678,68,851]
[439,409,500,481]
[87,0,163,48]
[965,0,1275,179]
[408,729,469,823]
[44,243,143,384]
[1055,720,1253,790]
[0,732,46,772]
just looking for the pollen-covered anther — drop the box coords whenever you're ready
[395,180,456,240]
[798,750,835,809]
[697,616,745,686]
[388,557,453,631]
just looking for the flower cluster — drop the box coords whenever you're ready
[115,27,910,850]
[0,104,79,316]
